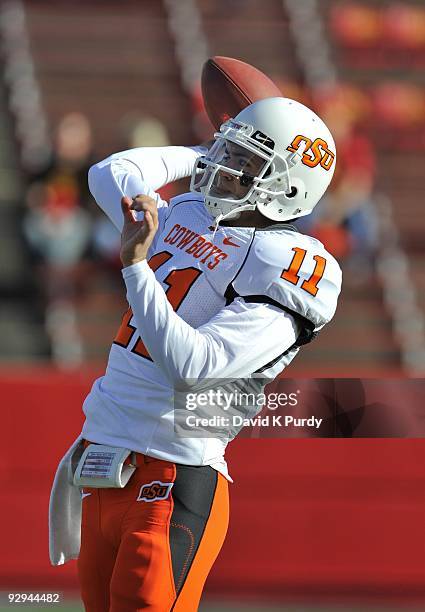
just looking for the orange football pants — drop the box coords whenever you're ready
[77,450,229,612]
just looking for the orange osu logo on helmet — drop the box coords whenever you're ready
[287,135,335,171]
[137,481,174,502]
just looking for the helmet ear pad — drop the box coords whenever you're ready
[256,177,309,223]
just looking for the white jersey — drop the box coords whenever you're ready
[81,145,342,479]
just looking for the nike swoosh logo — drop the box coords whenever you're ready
[81,491,92,500]
[223,237,240,247]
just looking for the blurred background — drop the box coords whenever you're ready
[0,0,424,610]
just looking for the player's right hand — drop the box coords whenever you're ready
[120,195,158,268]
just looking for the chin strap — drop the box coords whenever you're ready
[211,202,256,242]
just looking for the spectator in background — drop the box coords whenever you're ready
[23,112,94,366]
[27,111,94,211]
[297,99,379,282]
[120,113,175,205]
[92,115,176,268]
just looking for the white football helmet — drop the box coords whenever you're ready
[190,97,336,224]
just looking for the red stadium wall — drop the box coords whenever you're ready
[1,369,424,604]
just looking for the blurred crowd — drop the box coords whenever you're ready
[21,111,178,365]
[296,85,379,283]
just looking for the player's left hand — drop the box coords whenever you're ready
[120,195,158,267]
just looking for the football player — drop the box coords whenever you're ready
[49,97,341,611]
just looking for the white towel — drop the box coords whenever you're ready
[49,437,83,566]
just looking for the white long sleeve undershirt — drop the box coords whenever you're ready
[88,145,205,231]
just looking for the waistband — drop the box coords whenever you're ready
[83,439,163,466]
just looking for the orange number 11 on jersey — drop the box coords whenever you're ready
[114,251,202,360]
[281,247,326,297]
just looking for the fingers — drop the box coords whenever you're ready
[119,194,160,267]
[131,194,158,229]
[121,196,136,224]
[121,194,159,225]
[130,194,157,213]
[143,210,155,234]
[121,194,158,238]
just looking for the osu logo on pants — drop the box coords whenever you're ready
[137,480,174,502]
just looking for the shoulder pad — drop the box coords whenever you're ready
[159,192,204,225]
[232,228,342,329]
[168,192,204,208]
